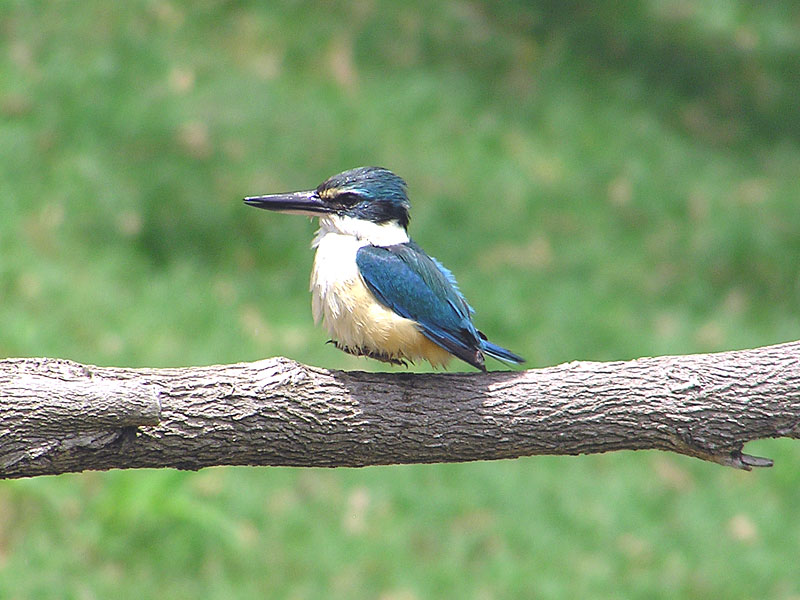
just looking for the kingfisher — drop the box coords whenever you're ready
[244,167,524,372]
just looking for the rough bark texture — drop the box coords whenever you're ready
[1,341,799,479]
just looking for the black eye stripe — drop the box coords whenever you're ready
[335,192,362,205]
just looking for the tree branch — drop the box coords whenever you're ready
[1,341,799,479]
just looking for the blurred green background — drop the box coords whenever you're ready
[2,1,800,598]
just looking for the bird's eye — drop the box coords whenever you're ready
[335,192,362,205]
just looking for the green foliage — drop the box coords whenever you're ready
[2,1,799,598]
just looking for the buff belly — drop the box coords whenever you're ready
[309,229,451,367]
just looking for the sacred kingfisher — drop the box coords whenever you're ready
[244,166,525,371]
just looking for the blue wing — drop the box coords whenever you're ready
[356,241,486,370]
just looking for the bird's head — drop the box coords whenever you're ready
[244,166,411,229]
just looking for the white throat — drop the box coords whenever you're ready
[311,214,409,249]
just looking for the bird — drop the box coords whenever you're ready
[244,166,525,372]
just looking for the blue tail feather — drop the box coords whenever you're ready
[481,340,525,366]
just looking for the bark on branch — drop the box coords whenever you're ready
[1,341,799,479]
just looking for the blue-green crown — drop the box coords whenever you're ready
[317,167,411,228]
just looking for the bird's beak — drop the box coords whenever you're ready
[243,190,331,216]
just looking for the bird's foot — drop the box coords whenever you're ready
[327,340,409,366]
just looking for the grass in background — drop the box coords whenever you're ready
[1,1,799,598]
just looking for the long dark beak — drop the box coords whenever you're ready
[243,190,331,216]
